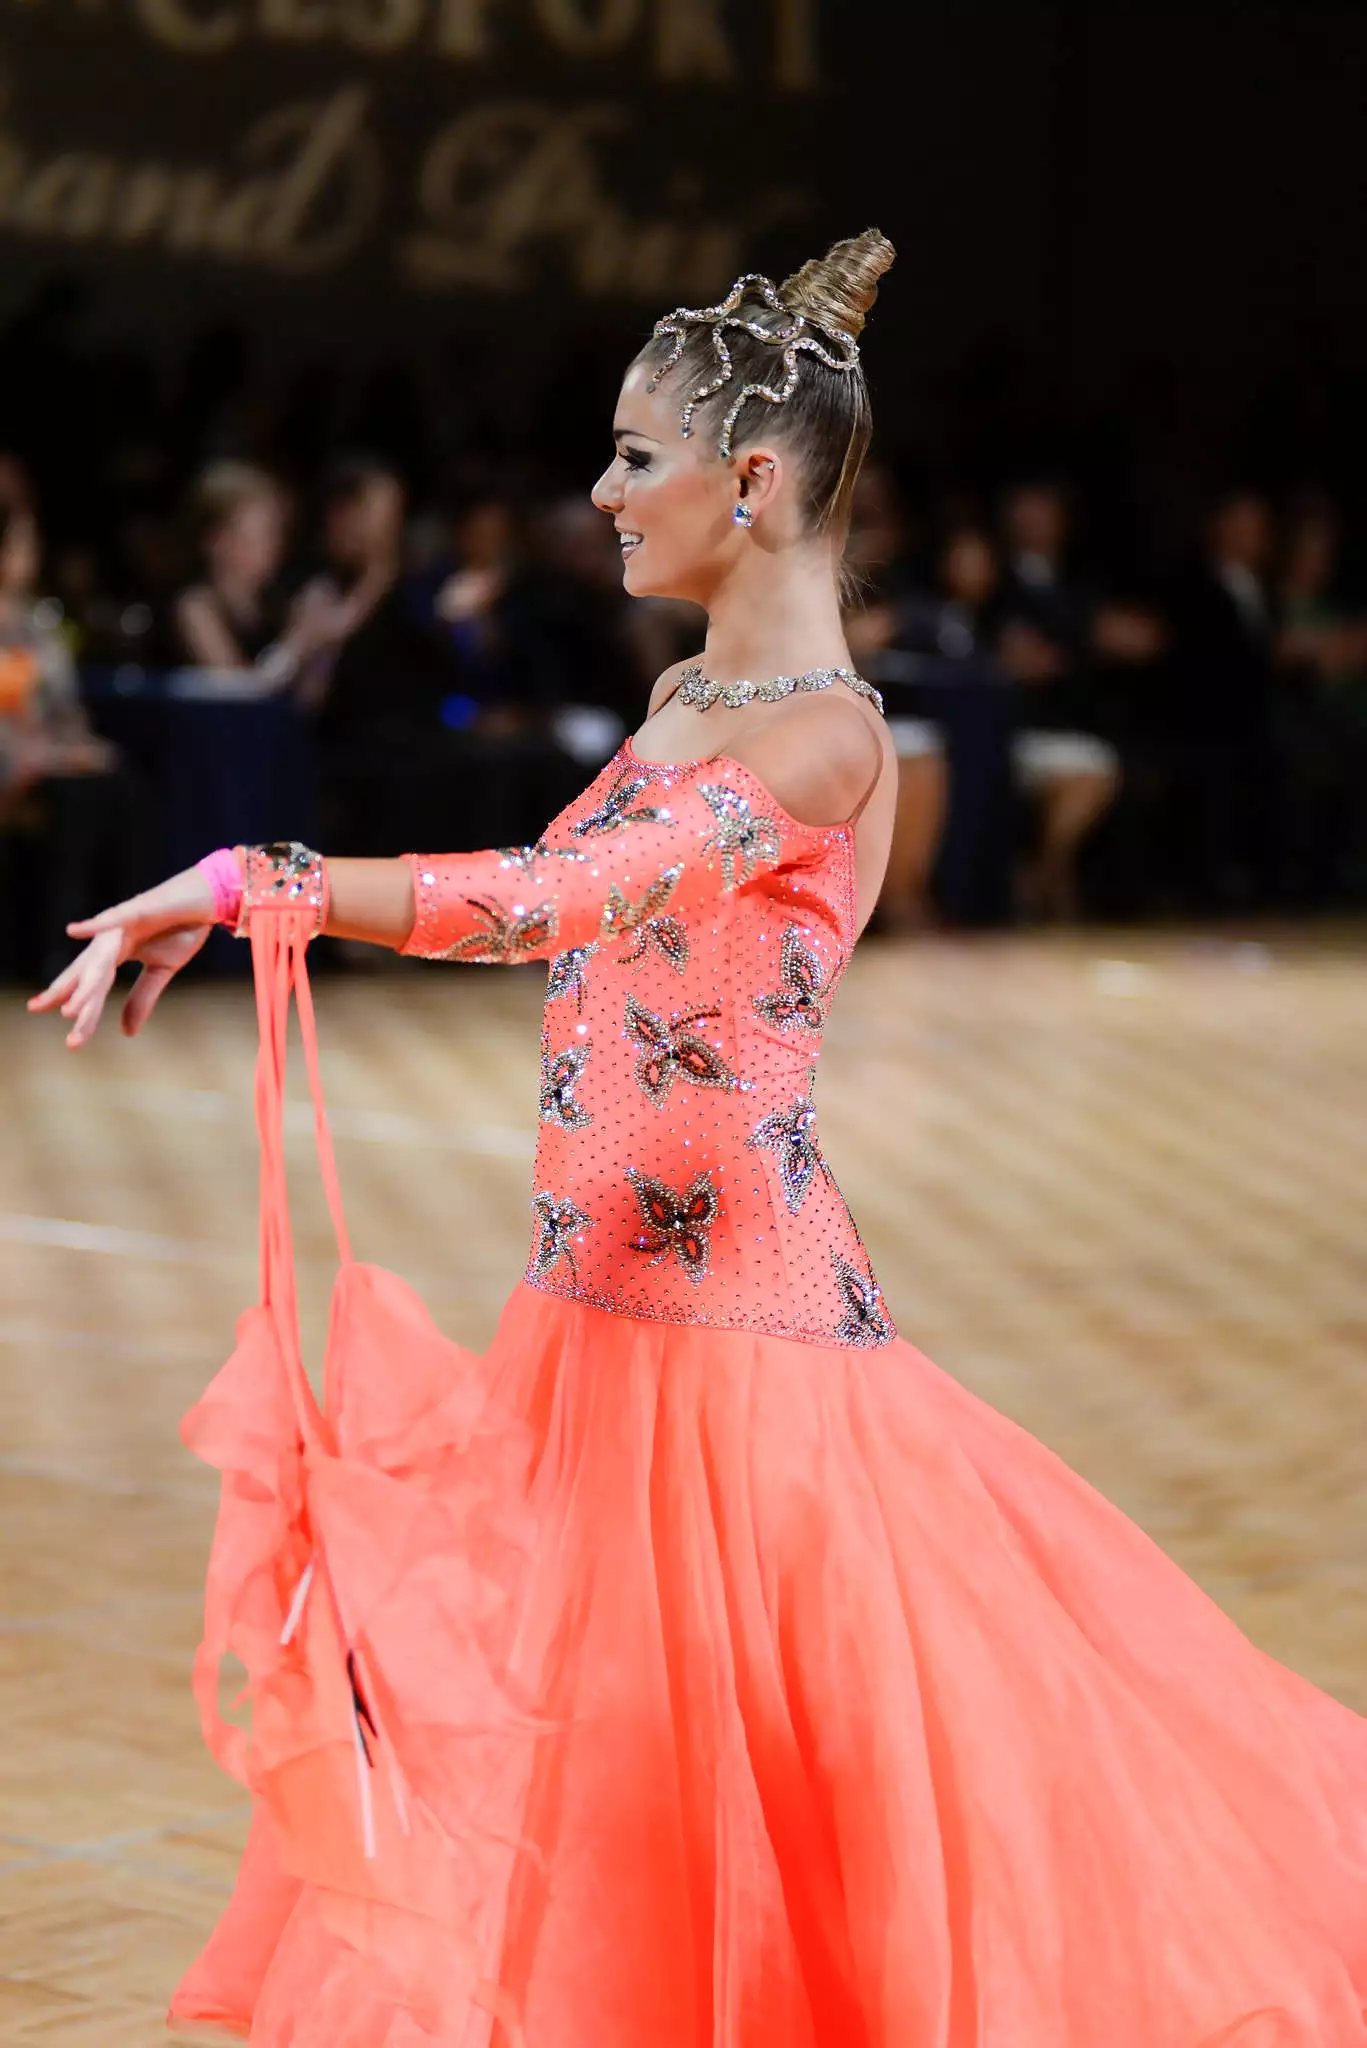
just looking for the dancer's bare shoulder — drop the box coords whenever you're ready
[727,692,887,828]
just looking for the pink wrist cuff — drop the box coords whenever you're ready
[197,846,246,929]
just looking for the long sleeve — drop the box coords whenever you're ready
[401,759,791,967]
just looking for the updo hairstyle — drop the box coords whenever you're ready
[639,227,896,539]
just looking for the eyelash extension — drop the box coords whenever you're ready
[623,449,652,470]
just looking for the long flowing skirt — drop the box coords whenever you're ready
[168,1276,1367,2046]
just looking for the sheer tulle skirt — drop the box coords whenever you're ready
[170,1281,1367,2047]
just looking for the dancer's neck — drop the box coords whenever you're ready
[699,541,851,682]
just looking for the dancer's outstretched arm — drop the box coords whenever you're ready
[28,698,881,1048]
[26,766,779,1047]
[25,855,418,1048]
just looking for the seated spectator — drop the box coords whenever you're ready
[1274,494,1367,902]
[0,503,145,977]
[999,478,1092,657]
[1168,489,1285,909]
[1080,592,1188,915]
[407,485,521,717]
[174,461,341,690]
[912,523,1118,922]
[301,455,415,719]
[307,458,564,857]
[1278,494,1367,716]
[303,456,443,852]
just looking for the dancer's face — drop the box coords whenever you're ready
[591,361,783,607]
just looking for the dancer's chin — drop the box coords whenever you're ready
[622,546,661,598]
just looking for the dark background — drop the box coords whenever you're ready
[4,0,1365,499]
[3,0,1367,969]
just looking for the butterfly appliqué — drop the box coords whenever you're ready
[753,926,828,1033]
[600,865,690,973]
[432,895,557,964]
[623,994,737,1106]
[697,783,782,890]
[832,1251,893,1346]
[497,841,589,872]
[627,1168,719,1281]
[539,1042,593,1129]
[546,944,597,1009]
[571,768,669,838]
[530,1190,593,1280]
[748,1069,826,1214]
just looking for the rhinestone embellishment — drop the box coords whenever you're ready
[832,1251,893,1346]
[627,1167,719,1281]
[753,926,828,1034]
[428,895,557,964]
[539,1043,593,1129]
[600,866,690,972]
[238,840,328,936]
[623,993,737,1106]
[647,271,861,461]
[497,841,589,872]
[697,783,783,890]
[571,769,668,838]
[530,1190,592,1281]
[677,664,883,716]
[546,943,597,1008]
[749,1070,825,1214]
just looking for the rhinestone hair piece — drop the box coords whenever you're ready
[647,272,860,462]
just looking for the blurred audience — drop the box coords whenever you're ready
[1272,495,1367,902]
[999,480,1093,660]
[852,509,1119,923]
[2,307,1366,959]
[1168,490,1286,910]
[173,462,340,688]
[0,503,145,976]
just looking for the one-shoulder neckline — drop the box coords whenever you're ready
[622,735,854,846]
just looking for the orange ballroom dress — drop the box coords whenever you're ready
[169,747,1367,2046]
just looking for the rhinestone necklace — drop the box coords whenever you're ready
[676,663,884,716]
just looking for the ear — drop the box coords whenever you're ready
[734,443,784,517]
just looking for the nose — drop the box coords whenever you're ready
[591,463,622,516]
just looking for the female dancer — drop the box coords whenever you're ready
[29,231,1367,2046]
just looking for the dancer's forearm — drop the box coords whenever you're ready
[323,857,417,949]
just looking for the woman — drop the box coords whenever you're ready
[28,234,1367,2045]
[910,521,1119,924]
[0,501,144,977]
[173,461,341,689]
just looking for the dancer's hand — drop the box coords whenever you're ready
[26,868,217,1049]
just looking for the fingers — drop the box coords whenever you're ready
[66,895,146,939]
[29,932,121,1049]
[62,942,120,1049]
[121,963,173,1037]
[26,957,84,1014]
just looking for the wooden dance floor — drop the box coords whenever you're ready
[2,926,1365,2041]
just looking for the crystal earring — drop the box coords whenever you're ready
[733,501,754,528]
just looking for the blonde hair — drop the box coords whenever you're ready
[190,460,281,543]
[641,227,896,540]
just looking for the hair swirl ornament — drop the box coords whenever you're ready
[647,273,861,462]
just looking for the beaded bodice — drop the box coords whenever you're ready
[403,744,893,1349]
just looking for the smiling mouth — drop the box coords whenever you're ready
[618,532,643,559]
